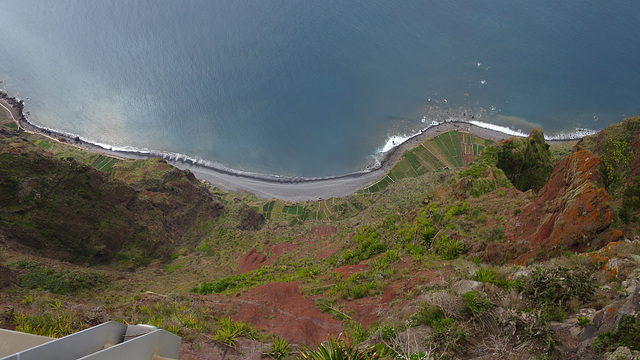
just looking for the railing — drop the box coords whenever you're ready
[0,322,180,360]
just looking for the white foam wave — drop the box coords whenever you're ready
[468,120,528,137]
[377,132,421,153]
[544,128,598,140]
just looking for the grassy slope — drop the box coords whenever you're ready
[1,116,640,359]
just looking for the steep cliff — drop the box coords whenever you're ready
[510,147,618,263]
[0,134,222,265]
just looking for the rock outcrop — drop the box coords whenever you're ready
[484,147,618,264]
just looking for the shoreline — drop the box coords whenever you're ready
[0,90,578,201]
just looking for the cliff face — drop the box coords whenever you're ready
[481,116,640,264]
[509,147,618,263]
[0,135,222,265]
[110,157,224,249]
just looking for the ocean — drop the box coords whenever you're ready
[1,0,639,177]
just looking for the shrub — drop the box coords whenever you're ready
[299,337,379,360]
[420,225,437,247]
[377,324,397,341]
[429,318,469,354]
[435,237,464,260]
[590,315,639,355]
[445,202,469,219]
[494,128,553,192]
[16,263,107,295]
[212,317,257,348]
[617,315,640,351]
[577,316,591,327]
[343,280,383,300]
[517,266,595,308]
[342,227,386,264]
[408,306,444,327]
[474,268,496,283]
[592,331,615,354]
[461,291,494,317]
[263,337,291,359]
[14,311,85,338]
[192,263,307,294]
[620,176,640,223]
[599,139,632,190]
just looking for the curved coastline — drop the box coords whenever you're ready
[1,89,583,201]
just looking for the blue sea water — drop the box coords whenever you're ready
[1,0,639,177]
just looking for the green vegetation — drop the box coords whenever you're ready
[516,266,596,308]
[14,310,85,338]
[263,337,291,359]
[620,176,640,223]
[496,128,553,192]
[15,262,107,295]
[434,236,464,260]
[192,260,320,294]
[362,130,491,194]
[92,155,119,172]
[300,337,380,360]
[593,315,640,353]
[341,227,386,264]
[212,317,257,348]
[577,316,591,327]
[600,138,632,189]
[461,290,494,317]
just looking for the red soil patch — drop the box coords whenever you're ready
[221,281,342,346]
[271,242,298,257]
[238,248,268,272]
[334,263,369,278]
[312,225,337,238]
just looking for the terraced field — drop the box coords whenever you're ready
[360,130,492,195]
[92,155,120,172]
[214,130,494,225]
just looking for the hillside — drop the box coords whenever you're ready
[1,102,640,360]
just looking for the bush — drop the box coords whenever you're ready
[429,318,469,354]
[592,332,615,354]
[599,139,632,190]
[263,337,291,359]
[14,311,85,338]
[494,128,553,192]
[435,237,464,260]
[474,268,496,283]
[376,324,397,341]
[517,266,595,308]
[212,317,257,348]
[591,316,640,354]
[16,263,107,295]
[342,227,386,264]
[617,315,640,351]
[620,176,640,223]
[299,337,379,360]
[192,262,312,294]
[408,306,444,327]
[577,316,591,327]
[461,291,494,317]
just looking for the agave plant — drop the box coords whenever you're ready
[263,336,291,359]
[299,337,379,360]
[212,316,256,348]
